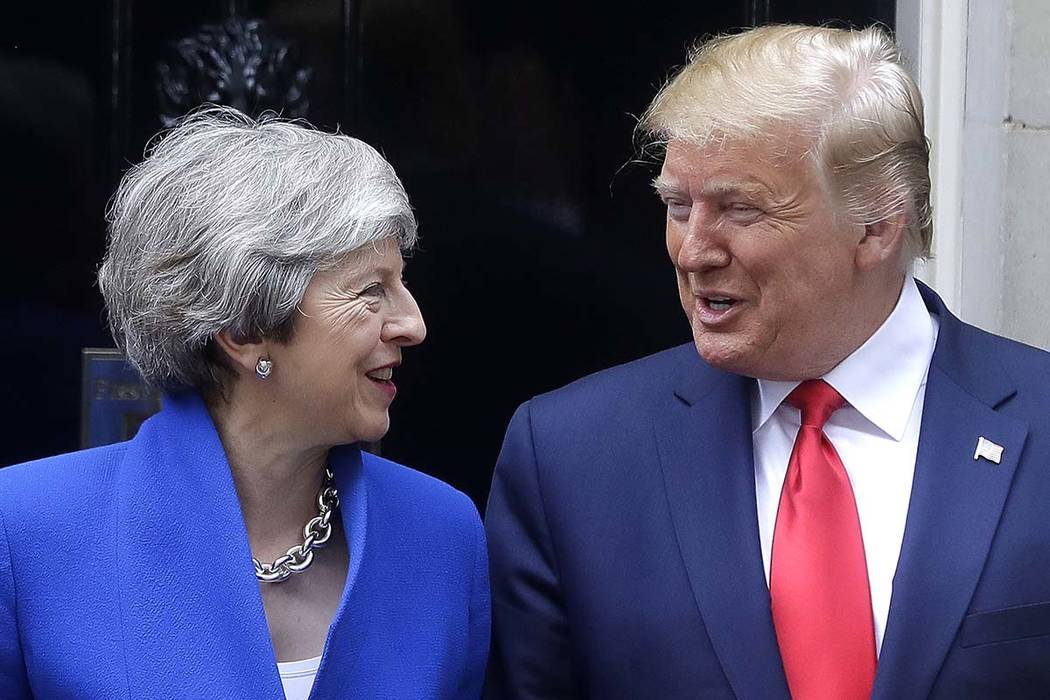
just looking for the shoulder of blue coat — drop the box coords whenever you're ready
[359,451,482,530]
[527,342,702,416]
[0,442,127,531]
[974,326,1050,379]
[945,319,1050,397]
[967,326,1050,422]
[0,442,126,496]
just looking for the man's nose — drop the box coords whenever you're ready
[674,217,731,271]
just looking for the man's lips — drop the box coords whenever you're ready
[692,293,744,326]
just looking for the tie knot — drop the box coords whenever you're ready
[786,379,844,429]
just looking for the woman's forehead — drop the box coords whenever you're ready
[323,239,403,279]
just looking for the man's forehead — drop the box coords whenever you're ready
[657,137,810,192]
[665,132,811,163]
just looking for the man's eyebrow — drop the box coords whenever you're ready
[652,176,687,198]
[653,176,773,200]
[698,178,771,199]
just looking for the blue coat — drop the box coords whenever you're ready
[0,392,489,699]
[485,283,1050,698]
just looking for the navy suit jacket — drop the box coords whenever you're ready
[0,392,489,699]
[485,284,1050,699]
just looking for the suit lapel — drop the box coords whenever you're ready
[873,285,1029,698]
[654,367,791,700]
[115,393,282,698]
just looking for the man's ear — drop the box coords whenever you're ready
[855,211,908,271]
[213,329,269,377]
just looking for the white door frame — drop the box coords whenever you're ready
[897,0,970,314]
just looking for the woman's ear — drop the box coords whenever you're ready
[213,329,270,378]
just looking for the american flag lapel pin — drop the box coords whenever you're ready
[974,436,1004,465]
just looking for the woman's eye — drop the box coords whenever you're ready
[360,283,386,297]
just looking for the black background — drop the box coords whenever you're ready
[2,0,894,508]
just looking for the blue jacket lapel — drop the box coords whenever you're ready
[654,366,791,700]
[309,445,371,698]
[114,394,375,698]
[873,284,1029,698]
[115,392,282,697]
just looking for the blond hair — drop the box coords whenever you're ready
[639,24,932,259]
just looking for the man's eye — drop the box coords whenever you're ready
[726,202,760,214]
[665,201,691,220]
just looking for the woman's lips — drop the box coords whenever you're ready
[365,365,398,398]
[368,376,397,398]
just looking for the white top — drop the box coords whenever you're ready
[751,277,938,655]
[277,655,322,700]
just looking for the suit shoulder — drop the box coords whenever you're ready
[995,336,1050,382]
[962,323,1050,388]
[530,343,701,416]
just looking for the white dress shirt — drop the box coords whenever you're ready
[752,278,938,655]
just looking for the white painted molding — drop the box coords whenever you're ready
[899,0,969,314]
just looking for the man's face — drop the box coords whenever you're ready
[657,137,871,380]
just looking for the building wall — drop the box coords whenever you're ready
[1000,1,1050,350]
[899,0,1050,350]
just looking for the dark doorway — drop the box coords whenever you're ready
[3,0,895,507]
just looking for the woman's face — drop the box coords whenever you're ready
[267,238,425,446]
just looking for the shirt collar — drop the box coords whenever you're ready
[752,277,938,440]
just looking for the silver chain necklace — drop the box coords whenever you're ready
[253,468,340,583]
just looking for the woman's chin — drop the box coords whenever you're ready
[350,415,390,445]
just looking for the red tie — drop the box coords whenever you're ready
[770,380,876,700]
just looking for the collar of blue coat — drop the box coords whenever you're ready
[114,391,369,698]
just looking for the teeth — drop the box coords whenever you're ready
[367,367,393,381]
[706,297,735,311]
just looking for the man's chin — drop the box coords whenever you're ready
[692,335,758,377]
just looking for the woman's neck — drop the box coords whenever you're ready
[205,387,330,561]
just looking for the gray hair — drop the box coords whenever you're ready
[639,24,933,260]
[98,105,417,391]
